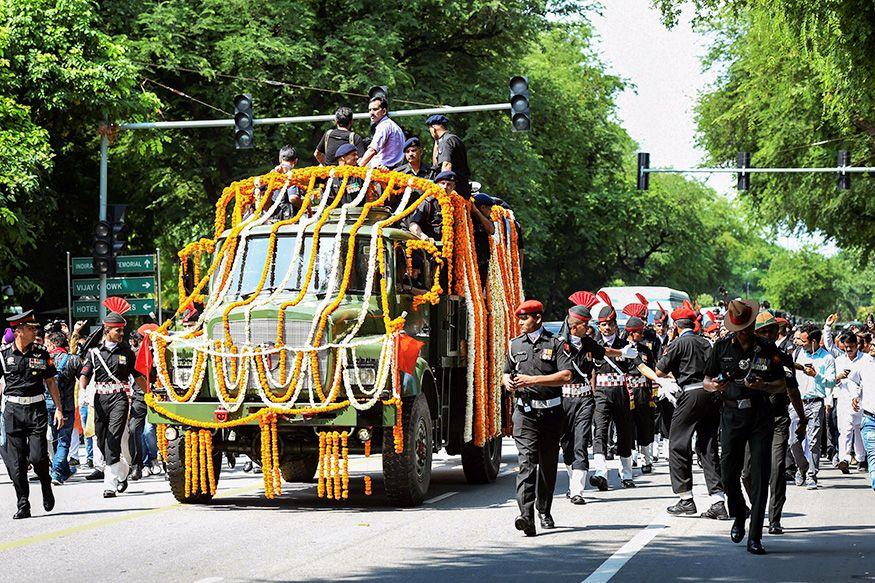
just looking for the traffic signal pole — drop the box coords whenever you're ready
[99,122,109,321]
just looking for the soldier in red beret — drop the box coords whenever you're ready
[504,299,572,536]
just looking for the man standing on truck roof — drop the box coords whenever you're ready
[359,96,404,169]
[314,106,365,166]
[504,300,573,536]
[427,114,472,199]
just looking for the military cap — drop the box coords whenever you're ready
[425,114,450,126]
[472,193,494,207]
[596,305,616,323]
[335,143,357,158]
[755,310,778,331]
[6,310,38,328]
[568,305,592,321]
[403,136,422,151]
[103,312,127,328]
[724,299,759,332]
[775,316,789,326]
[515,299,544,316]
[625,316,646,332]
[433,170,456,183]
[671,306,697,322]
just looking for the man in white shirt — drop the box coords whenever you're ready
[849,354,875,490]
[358,97,404,169]
[824,320,866,474]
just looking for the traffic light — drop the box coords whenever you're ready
[368,85,389,105]
[234,94,254,149]
[737,151,751,191]
[838,150,851,190]
[509,76,531,132]
[91,204,128,276]
[637,152,650,190]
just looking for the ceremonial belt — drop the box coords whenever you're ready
[4,394,46,405]
[626,376,650,389]
[595,373,625,387]
[562,384,592,398]
[94,381,130,395]
[517,397,562,410]
[802,397,823,404]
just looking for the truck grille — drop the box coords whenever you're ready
[210,318,331,393]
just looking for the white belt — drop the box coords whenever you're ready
[626,377,650,389]
[517,397,562,409]
[682,383,704,392]
[5,394,46,405]
[595,373,625,387]
[94,382,130,396]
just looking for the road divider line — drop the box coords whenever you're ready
[424,491,458,504]
[581,517,666,583]
[0,484,259,553]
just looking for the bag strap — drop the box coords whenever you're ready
[0,348,8,375]
[349,131,356,144]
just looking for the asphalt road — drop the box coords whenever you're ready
[0,438,872,582]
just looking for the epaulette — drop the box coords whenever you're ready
[511,333,526,341]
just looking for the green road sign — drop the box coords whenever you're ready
[72,254,155,276]
[73,276,155,296]
[72,298,156,319]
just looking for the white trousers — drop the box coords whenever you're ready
[103,420,132,492]
[837,397,864,463]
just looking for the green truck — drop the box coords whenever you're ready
[148,200,518,507]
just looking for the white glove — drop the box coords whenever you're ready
[658,380,682,405]
[620,344,639,359]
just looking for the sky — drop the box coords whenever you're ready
[590,0,838,255]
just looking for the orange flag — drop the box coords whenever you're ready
[395,333,425,375]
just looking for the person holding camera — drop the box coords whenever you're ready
[704,299,787,555]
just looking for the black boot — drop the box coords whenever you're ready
[666,498,697,516]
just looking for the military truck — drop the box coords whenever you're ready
[147,168,522,507]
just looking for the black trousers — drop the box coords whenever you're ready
[561,395,595,470]
[825,401,839,459]
[512,405,562,519]
[94,392,130,466]
[632,387,656,448]
[742,414,789,527]
[593,386,634,458]
[1,402,51,510]
[128,393,147,469]
[721,406,774,541]
[656,399,675,438]
[668,389,723,495]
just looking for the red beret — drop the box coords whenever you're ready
[515,299,544,316]
[671,307,697,321]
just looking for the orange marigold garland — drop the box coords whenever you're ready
[364,475,372,496]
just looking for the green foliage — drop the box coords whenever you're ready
[760,247,846,318]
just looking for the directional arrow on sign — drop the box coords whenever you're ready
[72,254,156,276]
[72,298,155,318]
[73,276,155,296]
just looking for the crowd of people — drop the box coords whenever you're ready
[504,294,875,555]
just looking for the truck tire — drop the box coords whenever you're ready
[382,394,432,507]
[280,454,319,483]
[461,435,503,484]
[166,433,222,504]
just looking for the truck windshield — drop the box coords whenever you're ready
[215,234,382,299]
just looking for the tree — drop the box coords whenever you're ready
[760,247,846,318]
[654,1,875,255]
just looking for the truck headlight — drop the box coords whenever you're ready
[343,366,377,387]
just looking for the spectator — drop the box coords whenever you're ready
[44,330,82,485]
[427,114,472,198]
[359,96,404,169]
[314,106,365,165]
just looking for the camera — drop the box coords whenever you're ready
[44,320,64,333]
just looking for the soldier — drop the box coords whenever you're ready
[704,299,787,555]
[559,294,641,504]
[589,293,643,491]
[504,299,572,536]
[742,310,807,536]
[0,310,64,519]
[79,299,148,498]
[624,312,659,474]
[656,302,727,520]
[395,137,433,179]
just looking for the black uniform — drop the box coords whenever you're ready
[505,328,572,522]
[396,160,433,179]
[0,342,57,513]
[316,128,365,165]
[656,331,723,498]
[408,196,443,241]
[592,335,640,464]
[434,132,471,198]
[80,343,143,469]
[705,334,785,542]
[742,348,797,530]
[628,340,657,454]
[558,330,604,474]
[653,332,673,438]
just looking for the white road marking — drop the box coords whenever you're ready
[192,577,224,583]
[424,491,458,504]
[581,517,666,583]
